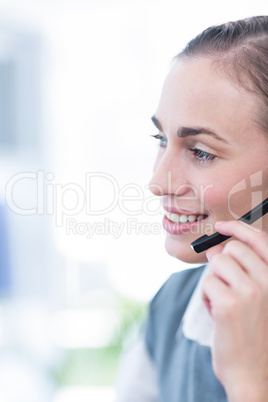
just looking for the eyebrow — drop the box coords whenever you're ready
[151,115,228,143]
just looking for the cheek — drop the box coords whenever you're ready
[202,168,268,219]
[201,177,250,220]
[202,179,230,213]
[256,167,268,199]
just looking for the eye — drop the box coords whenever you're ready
[189,148,216,163]
[151,133,167,148]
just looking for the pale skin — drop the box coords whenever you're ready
[149,57,268,400]
[204,221,268,401]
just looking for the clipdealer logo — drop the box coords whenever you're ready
[5,170,161,229]
[228,170,264,216]
[5,169,266,238]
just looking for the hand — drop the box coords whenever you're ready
[201,220,268,401]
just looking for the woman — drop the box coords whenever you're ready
[117,16,268,402]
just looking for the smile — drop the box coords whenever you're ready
[165,211,207,224]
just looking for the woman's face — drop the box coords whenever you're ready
[149,57,268,264]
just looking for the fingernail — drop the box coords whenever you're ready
[215,221,224,227]
[206,251,211,262]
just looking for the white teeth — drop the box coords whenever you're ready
[169,213,180,223]
[188,215,197,222]
[165,212,205,223]
[179,214,188,223]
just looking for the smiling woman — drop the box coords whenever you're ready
[149,55,268,264]
[117,16,268,402]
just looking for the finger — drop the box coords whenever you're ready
[206,244,224,263]
[202,291,212,315]
[201,274,232,318]
[222,239,268,284]
[209,252,249,289]
[208,251,265,304]
[215,220,268,265]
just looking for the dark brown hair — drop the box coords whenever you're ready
[176,16,268,132]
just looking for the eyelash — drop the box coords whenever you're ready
[151,134,216,163]
[151,134,167,147]
[189,148,216,163]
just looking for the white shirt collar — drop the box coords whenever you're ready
[179,265,214,347]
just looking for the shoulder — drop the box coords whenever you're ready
[145,265,206,359]
[150,265,206,312]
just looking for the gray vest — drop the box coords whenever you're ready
[145,266,227,402]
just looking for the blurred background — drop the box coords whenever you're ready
[0,0,267,401]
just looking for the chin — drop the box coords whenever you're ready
[165,235,208,265]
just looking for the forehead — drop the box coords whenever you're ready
[156,57,261,141]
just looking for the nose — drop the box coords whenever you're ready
[148,148,189,197]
